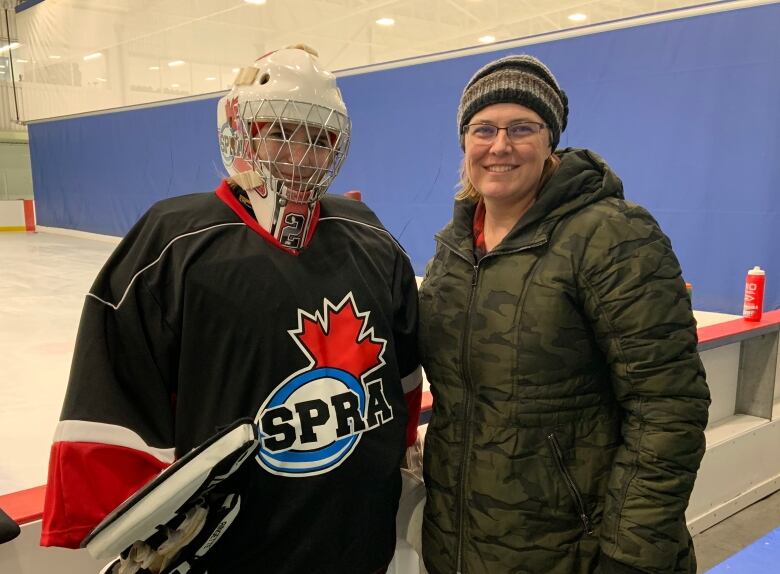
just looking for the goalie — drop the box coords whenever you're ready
[41,45,422,574]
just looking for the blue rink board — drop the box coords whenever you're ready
[706,526,780,573]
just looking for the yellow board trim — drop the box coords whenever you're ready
[0,226,27,232]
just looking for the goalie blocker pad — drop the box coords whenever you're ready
[83,418,259,560]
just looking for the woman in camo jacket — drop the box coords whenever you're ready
[418,53,710,574]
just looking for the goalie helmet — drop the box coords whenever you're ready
[217,45,351,250]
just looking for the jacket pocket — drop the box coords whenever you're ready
[547,432,595,536]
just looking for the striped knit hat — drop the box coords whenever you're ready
[457,54,568,150]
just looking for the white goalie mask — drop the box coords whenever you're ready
[217,46,351,250]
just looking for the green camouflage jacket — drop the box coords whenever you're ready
[418,148,710,574]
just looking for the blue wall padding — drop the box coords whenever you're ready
[29,4,779,314]
[29,97,223,236]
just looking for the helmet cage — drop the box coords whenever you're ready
[232,98,350,204]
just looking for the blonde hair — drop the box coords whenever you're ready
[454,154,559,201]
[454,160,479,201]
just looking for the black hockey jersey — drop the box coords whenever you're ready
[41,181,422,574]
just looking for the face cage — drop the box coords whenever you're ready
[235,99,350,204]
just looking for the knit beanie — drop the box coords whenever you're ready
[457,54,568,150]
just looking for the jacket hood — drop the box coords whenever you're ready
[533,148,623,221]
[441,148,624,256]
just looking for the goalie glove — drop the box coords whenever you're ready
[104,490,241,574]
[84,420,259,572]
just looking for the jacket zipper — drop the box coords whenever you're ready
[435,235,548,573]
[457,261,478,574]
[547,433,594,535]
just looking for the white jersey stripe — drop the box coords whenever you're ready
[53,420,175,464]
[87,222,245,311]
[401,366,423,394]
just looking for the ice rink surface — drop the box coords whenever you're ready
[0,232,118,496]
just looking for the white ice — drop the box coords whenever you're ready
[0,231,117,496]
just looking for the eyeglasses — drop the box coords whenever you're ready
[463,121,547,143]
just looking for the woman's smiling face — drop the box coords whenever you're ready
[464,102,551,206]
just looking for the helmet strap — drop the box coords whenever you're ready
[247,187,317,251]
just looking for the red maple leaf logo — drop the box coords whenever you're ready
[224,96,240,131]
[293,294,385,379]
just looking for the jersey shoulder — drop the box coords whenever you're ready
[319,195,406,256]
[145,191,237,232]
[127,191,242,257]
[319,194,384,225]
[90,191,242,300]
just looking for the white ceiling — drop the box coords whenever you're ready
[14,0,746,71]
[4,0,772,120]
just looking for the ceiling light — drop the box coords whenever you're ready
[568,13,587,22]
[148,65,160,70]
[0,42,21,53]
[375,17,395,26]
[205,76,217,81]
[16,58,28,63]
[232,67,240,73]
[478,35,496,44]
[171,83,180,88]
[168,60,185,67]
[48,55,61,60]
[83,52,103,61]
[95,77,107,82]
[244,0,267,4]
